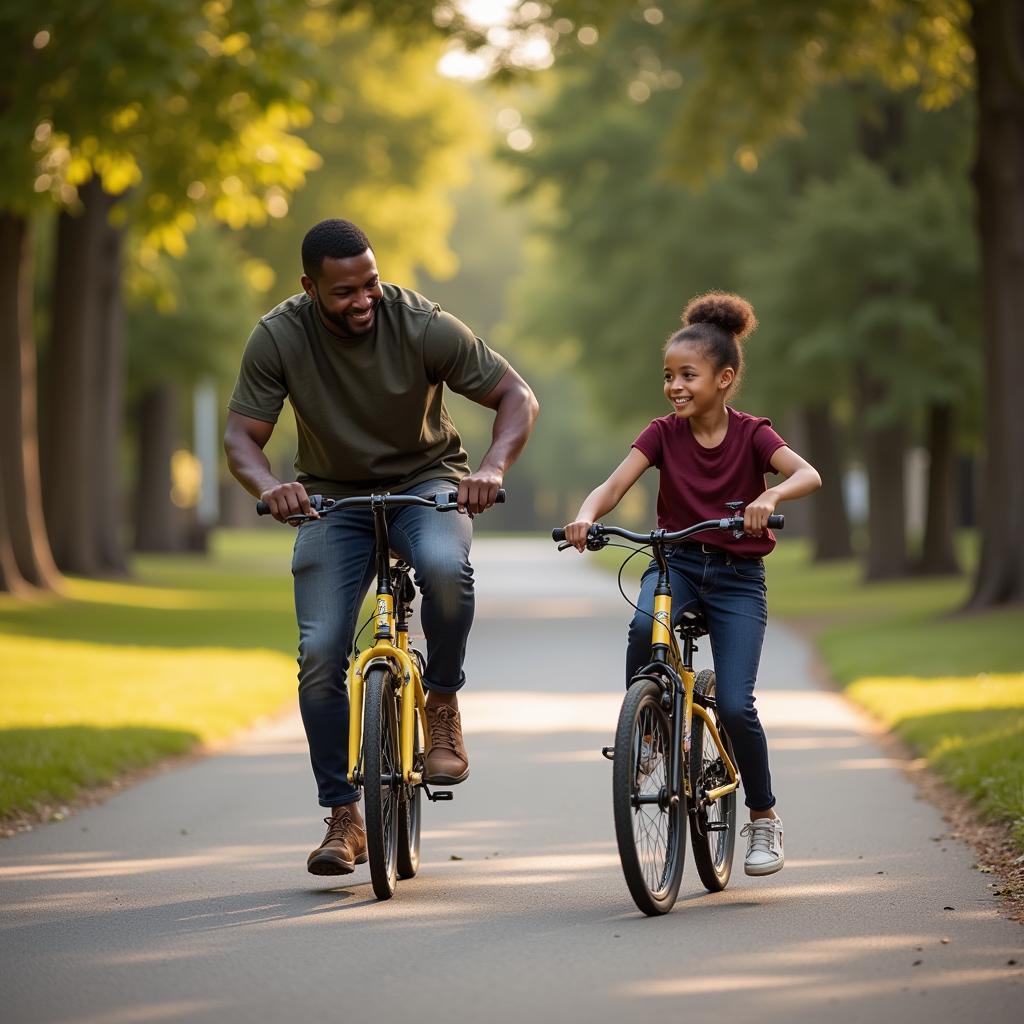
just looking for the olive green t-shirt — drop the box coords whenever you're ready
[228,284,508,498]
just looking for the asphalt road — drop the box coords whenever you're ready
[2,537,1021,1024]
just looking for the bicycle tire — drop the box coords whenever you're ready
[612,678,685,916]
[689,669,737,891]
[363,665,401,900]
[397,710,422,879]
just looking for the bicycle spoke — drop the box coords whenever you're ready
[630,704,673,893]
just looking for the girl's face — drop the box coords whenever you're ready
[663,341,734,418]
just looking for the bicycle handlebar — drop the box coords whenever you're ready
[257,488,506,520]
[551,513,784,549]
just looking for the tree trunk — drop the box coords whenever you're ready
[0,212,61,592]
[42,177,112,575]
[134,382,186,553]
[855,99,910,580]
[916,402,961,576]
[94,205,128,574]
[802,403,853,561]
[0,473,30,595]
[858,370,908,580]
[967,0,1024,607]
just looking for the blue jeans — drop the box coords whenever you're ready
[625,547,775,812]
[291,478,474,808]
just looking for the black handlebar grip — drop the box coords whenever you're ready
[256,500,270,516]
[552,527,566,542]
[443,488,506,504]
[767,514,785,529]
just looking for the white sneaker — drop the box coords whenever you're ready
[741,817,785,876]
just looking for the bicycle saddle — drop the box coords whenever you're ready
[676,608,709,639]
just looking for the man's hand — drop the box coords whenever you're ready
[260,482,317,526]
[457,468,503,515]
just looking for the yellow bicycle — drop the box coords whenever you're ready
[259,488,504,900]
[553,508,783,915]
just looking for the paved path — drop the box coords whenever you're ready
[2,538,1021,1024]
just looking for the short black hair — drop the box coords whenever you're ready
[301,219,372,279]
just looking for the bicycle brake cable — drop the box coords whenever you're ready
[351,608,376,660]
[610,542,662,627]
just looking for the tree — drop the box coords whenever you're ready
[1,2,334,585]
[520,0,1021,602]
[745,160,980,578]
[247,20,482,295]
[0,212,60,591]
[125,221,267,551]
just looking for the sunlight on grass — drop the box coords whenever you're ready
[1,634,295,731]
[848,674,1024,847]
[61,577,233,610]
[0,633,295,818]
[0,529,300,821]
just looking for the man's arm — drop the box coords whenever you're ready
[458,366,539,514]
[223,411,315,523]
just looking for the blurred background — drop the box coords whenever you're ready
[1,0,1020,604]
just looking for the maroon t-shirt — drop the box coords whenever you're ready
[631,407,788,558]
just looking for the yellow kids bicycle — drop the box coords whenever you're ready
[259,488,504,901]
[553,508,783,916]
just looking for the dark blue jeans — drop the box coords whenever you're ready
[291,478,474,808]
[625,547,775,812]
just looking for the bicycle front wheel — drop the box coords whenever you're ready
[612,678,685,916]
[689,669,737,891]
[363,666,401,900]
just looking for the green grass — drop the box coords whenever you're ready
[596,534,1024,848]
[0,530,301,822]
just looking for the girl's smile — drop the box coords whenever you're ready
[663,340,732,419]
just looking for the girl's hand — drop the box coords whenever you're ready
[744,491,779,538]
[564,519,593,552]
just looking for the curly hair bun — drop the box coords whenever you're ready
[682,291,757,341]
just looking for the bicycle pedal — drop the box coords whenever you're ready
[423,784,453,802]
[704,821,729,831]
[601,746,615,761]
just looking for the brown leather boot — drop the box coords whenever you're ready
[307,805,367,876]
[424,703,470,784]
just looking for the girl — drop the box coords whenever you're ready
[563,291,821,876]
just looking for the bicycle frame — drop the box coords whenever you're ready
[346,495,428,787]
[640,541,739,808]
[256,486,505,791]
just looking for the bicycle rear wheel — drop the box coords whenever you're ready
[689,669,737,891]
[363,666,401,900]
[397,710,422,879]
[612,678,685,916]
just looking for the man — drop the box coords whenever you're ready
[225,219,538,875]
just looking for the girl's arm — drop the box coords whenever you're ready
[564,448,651,551]
[744,446,822,537]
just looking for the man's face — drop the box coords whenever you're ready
[302,249,383,337]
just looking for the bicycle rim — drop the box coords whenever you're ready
[363,666,401,900]
[612,679,685,916]
[689,670,737,891]
[397,711,422,879]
